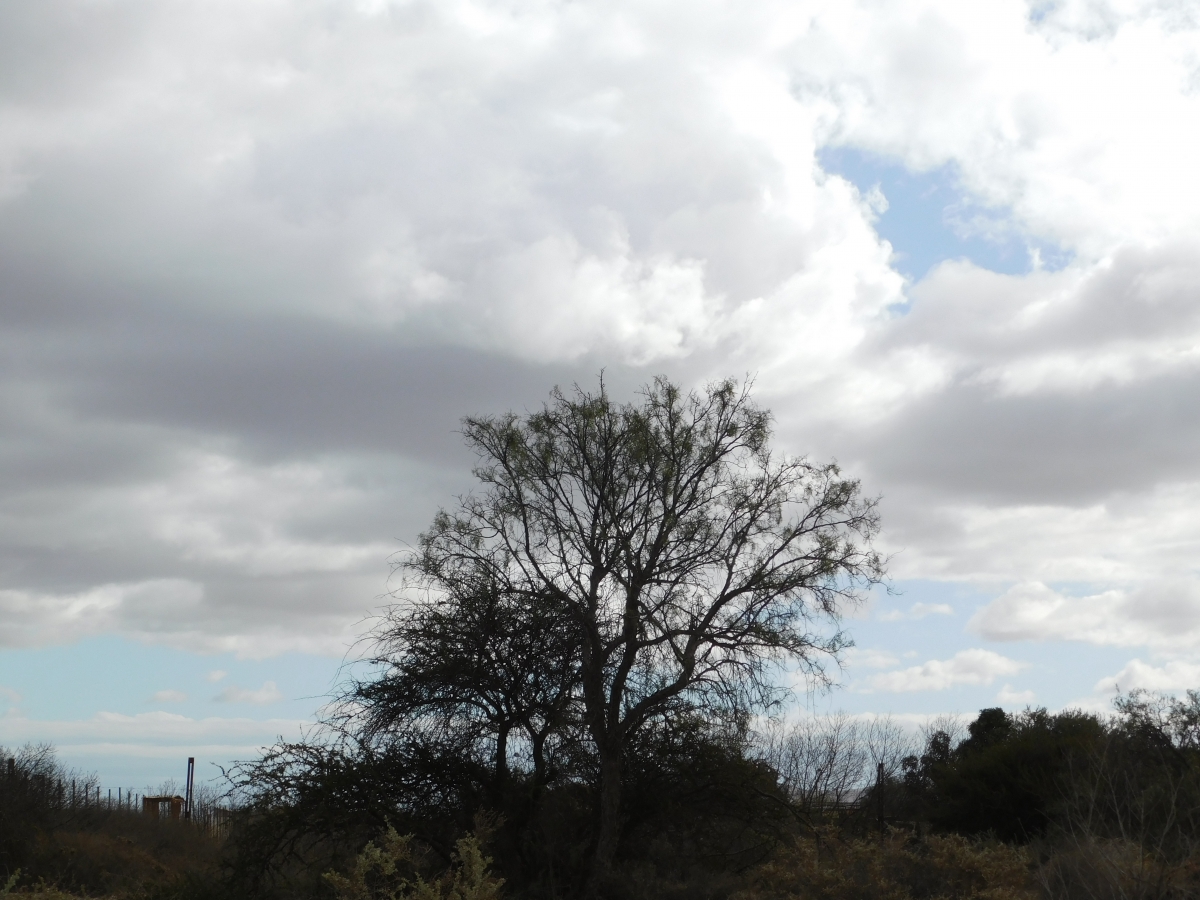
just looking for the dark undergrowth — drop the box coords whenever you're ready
[4,692,1200,899]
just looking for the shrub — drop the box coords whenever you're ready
[323,826,504,900]
[734,830,1037,900]
[1036,837,1200,900]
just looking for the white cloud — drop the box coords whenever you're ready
[0,0,907,370]
[0,710,305,758]
[969,580,1200,650]
[205,670,228,683]
[843,647,900,670]
[0,449,399,656]
[0,579,204,647]
[0,575,361,658]
[131,453,395,577]
[996,684,1036,706]
[796,0,1200,254]
[878,602,954,622]
[1094,658,1200,695]
[882,480,1200,591]
[866,649,1027,693]
[150,690,187,704]
[214,681,284,705]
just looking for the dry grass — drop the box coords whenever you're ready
[1,811,225,899]
[1035,837,1200,900]
[734,830,1038,900]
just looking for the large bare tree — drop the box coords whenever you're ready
[408,376,883,888]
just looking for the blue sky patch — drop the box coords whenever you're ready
[818,146,1072,280]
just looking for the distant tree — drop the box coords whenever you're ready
[406,375,884,889]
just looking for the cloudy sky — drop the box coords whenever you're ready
[3,0,1200,789]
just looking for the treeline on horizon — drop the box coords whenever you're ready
[3,376,1199,899]
[3,694,1200,899]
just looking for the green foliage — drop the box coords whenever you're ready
[890,695,1200,900]
[925,708,1105,841]
[323,826,503,900]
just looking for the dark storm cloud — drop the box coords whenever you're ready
[22,312,588,463]
[861,369,1200,505]
[840,243,1200,506]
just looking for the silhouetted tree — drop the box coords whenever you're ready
[347,555,580,793]
[408,375,884,889]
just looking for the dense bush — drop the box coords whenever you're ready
[225,712,794,900]
[897,695,1200,863]
[902,707,1105,841]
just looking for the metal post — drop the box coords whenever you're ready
[876,761,884,830]
[184,757,195,821]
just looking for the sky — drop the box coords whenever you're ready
[3,0,1200,791]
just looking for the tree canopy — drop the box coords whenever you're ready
[380,375,884,886]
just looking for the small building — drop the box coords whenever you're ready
[142,794,186,820]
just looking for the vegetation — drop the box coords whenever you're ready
[4,379,1200,899]
[736,830,1040,900]
[222,376,881,896]
[322,825,504,900]
[0,744,226,898]
[401,375,883,888]
[7,695,1200,898]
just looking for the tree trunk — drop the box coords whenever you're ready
[531,731,546,785]
[588,750,623,895]
[495,725,509,787]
